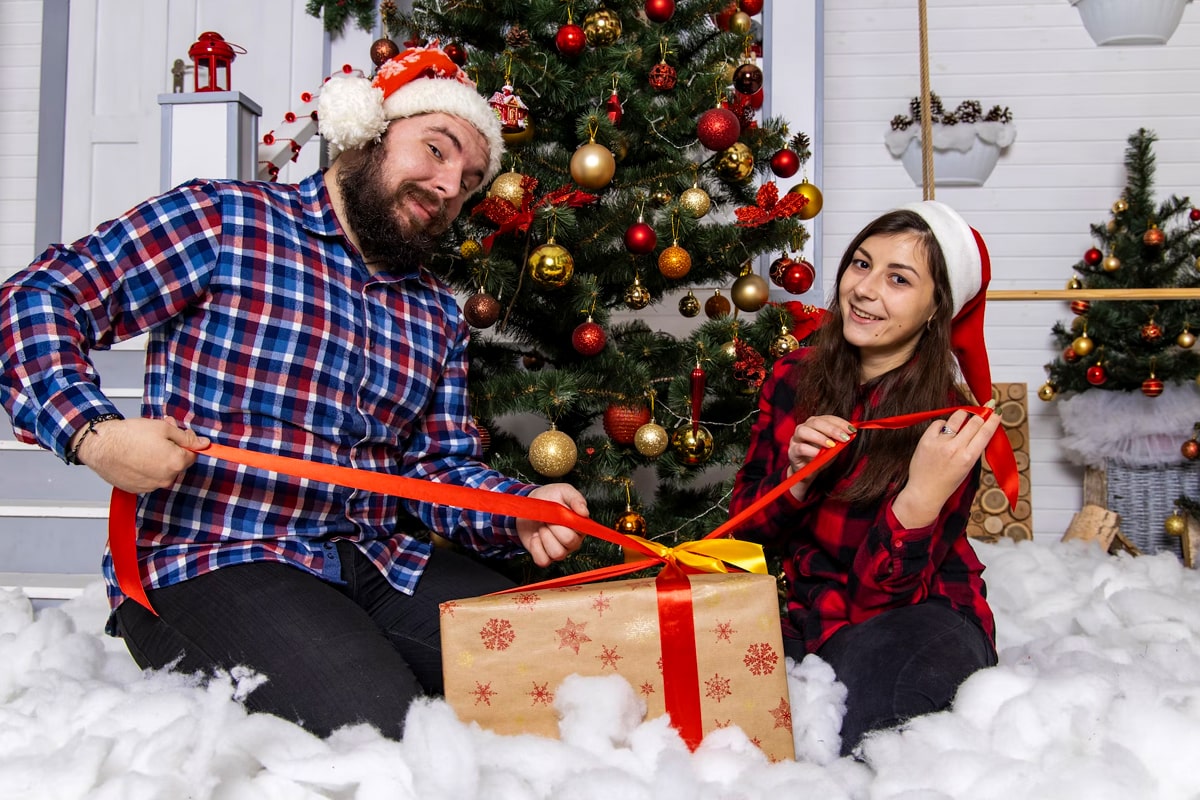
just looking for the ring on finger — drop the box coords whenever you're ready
[940,425,956,435]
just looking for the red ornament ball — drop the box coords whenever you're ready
[603,404,652,445]
[1184,438,1200,460]
[739,0,764,14]
[443,42,467,66]
[463,291,501,329]
[696,107,741,151]
[1141,321,1164,343]
[1070,299,1091,316]
[713,2,738,30]
[555,23,587,57]
[571,320,607,356]
[732,63,763,95]
[782,259,816,294]
[644,0,676,23]
[1086,365,1107,386]
[1191,208,1200,222]
[1142,377,1165,397]
[769,148,800,178]
[370,38,400,67]
[649,62,677,91]
[624,221,658,254]
[769,255,795,287]
[1063,346,1079,363]
[1143,226,1166,247]
[1084,247,1103,266]
[704,292,731,319]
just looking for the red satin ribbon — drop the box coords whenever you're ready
[109,402,1005,749]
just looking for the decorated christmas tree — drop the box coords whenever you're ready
[1041,128,1200,557]
[375,0,824,576]
[1042,128,1200,401]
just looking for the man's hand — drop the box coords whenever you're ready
[517,483,589,567]
[75,418,210,493]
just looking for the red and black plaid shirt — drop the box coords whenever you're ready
[729,349,995,655]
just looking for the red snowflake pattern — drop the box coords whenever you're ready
[704,673,732,703]
[529,682,554,706]
[640,681,656,696]
[713,718,732,729]
[592,592,611,616]
[743,642,778,676]
[712,620,736,642]
[770,697,792,730]
[597,644,622,670]
[440,600,459,617]
[555,618,592,654]
[472,681,497,706]
[479,617,516,651]
[514,592,540,609]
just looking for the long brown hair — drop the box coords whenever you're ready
[797,209,963,506]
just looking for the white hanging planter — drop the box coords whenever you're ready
[1069,0,1192,46]
[885,122,1016,188]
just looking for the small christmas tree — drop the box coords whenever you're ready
[386,0,824,576]
[1042,128,1200,400]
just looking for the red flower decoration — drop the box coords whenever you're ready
[781,300,830,342]
[734,182,809,227]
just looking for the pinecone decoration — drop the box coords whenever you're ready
[505,24,532,49]
[789,132,812,164]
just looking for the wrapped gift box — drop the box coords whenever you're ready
[440,571,794,761]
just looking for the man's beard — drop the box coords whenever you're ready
[336,144,450,275]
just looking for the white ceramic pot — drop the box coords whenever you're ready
[898,139,1001,188]
[1070,0,1192,46]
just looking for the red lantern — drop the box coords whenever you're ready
[188,32,243,92]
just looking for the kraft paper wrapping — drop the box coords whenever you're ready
[440,571,795,761]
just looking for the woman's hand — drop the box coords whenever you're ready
[892,402,1001,529]
[785,414,856,500]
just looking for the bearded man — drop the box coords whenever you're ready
[0,45,587,739]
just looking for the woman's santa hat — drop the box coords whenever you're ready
[901,200,1020,509]
[316,43,504,187]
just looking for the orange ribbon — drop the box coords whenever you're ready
[109,402,1005,749]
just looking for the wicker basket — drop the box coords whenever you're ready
[1105,462,1200,555]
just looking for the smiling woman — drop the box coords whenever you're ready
[729,200,1018,756]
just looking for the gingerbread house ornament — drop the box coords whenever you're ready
[488,84,530,134]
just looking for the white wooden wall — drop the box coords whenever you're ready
[2,0,1199,591]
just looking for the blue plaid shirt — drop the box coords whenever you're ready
[0,172,535,615]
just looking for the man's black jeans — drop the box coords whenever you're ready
[115,540,512,739]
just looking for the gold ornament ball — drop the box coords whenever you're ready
[1165,511,1187,537]
[679,186,711,218]
[728,10,753,33]
[502,118,535,148]
[570,142,617,189]
[678,290,701,318]
[719,339,737,358]
[670,423,715,466]
[1066,276,1083,291]
[650,186,673,206]
[528,241,575,289]
[770,330,800,358]
[731,272,769,312]
[624,279,651,310]
[1113,198,1128,214]
[1071,334,1094,357]
[1179,329,1196,349]
[716,142,754,182]
[528,428,578,478]
[459,239,483,259]
[1107,219,1119,233]
[583,9,622,46]
[1102,254,1121,272]
[1037,382,1057,401]
[614,509,648,537]
[789,180,823,220]
[658,244,692,279]
[488,171,527,206]
[634,422,669,457]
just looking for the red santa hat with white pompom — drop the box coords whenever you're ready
[901,200,1019,509]
[316,42,504,188]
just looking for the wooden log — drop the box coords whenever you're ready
[1062,504,1121,551]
